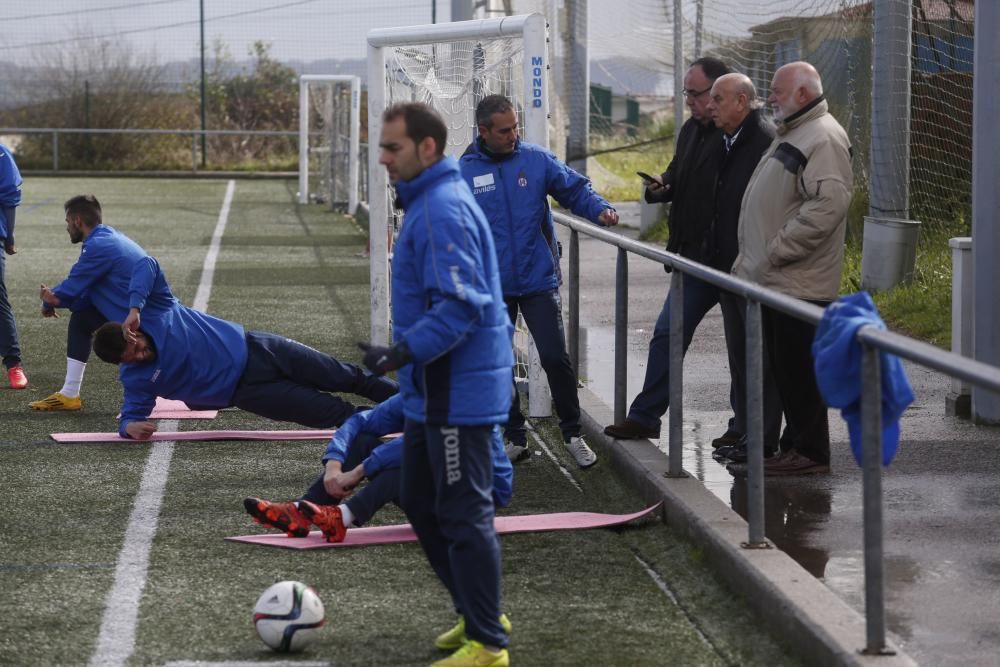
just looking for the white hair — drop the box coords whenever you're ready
[789,62,823,97]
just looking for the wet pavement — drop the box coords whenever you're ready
[562,211,1000,666]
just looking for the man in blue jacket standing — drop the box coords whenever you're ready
[0,143,26,389]
[460,94,618,467]
[358,102,512,667]
[33,195,178,411]
[91,307,398,440]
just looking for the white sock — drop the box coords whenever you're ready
[340,504,356,527]
[60,358,86,398]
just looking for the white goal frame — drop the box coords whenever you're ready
[366,13,550,347]
[297,74,361,215]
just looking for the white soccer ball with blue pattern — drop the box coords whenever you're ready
[253,580,325,652]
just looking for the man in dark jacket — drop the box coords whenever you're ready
[604,57,733,442]
[460,94,618,468]
[605,64,781,459]
[704,73,783,461]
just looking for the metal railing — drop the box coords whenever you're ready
[0,127,309,172]
[554,209,1000,655]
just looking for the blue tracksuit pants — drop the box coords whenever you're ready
[229,332,398,428]
[400,419,505,648]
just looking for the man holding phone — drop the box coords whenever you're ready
[605,57,746,445]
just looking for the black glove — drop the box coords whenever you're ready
[358,341,411,376]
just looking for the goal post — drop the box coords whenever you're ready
[366,13,549,347]
[298,74,361,215]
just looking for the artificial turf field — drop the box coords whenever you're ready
[0,178,800,666]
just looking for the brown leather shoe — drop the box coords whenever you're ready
[603,419,659,440]
[764,451,830,476]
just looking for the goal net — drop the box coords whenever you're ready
[367,14,553,416]
[298,75,361,215]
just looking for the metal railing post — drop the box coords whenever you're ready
[666,270,687,477]
[614,247,628,424]
[569,229,580,375]
[743,299,769,548]
[861,340,894,655]
[52,131,59,171]
[192,133,199,172]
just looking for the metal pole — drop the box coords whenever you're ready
[199,0,207,168]
[614,248,628,424]
[565,0,589,175]
[432,0,437,23]
[743,299,767,547]
[666,271,686,477]
[673,0,684,139]
[52,131,59,171]
[191,133,197,172]
[694,0,703,58]
[972,0,1000,421]
[451,0,474,21]
[367,42,390,346]
[868,0,912,219]
[860,342,892,655]
[569,229,580,374]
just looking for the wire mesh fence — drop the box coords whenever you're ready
[0,0,977,233]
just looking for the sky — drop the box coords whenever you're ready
[0,0,823,66]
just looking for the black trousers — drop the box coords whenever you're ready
[762,303,830,464]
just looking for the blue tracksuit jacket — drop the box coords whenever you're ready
[390,156,513,425]
[321,394,513,507]
[118,304,247,436]
[0,144,21,242]
[51,225,177,321]
[459,138,610,297]
[812,292,915,466]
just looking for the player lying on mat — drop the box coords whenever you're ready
[244,393,513,543]
[90,310,398,439]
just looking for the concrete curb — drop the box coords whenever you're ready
[575,385,917,667]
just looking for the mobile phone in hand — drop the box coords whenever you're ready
[636,171,659,186]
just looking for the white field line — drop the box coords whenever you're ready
[163,662,330,667]
[193,179,236,312]
[88,179,236,667]
[87,425,177,667]
[632,552,715,651]
[527,427,583,494]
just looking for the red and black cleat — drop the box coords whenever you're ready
[242,497,312,538]
[297,500,348,543]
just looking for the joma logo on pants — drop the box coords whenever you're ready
[441,426,461,485]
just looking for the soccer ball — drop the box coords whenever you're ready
[252,580,325,652]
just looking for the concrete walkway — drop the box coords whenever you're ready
[559,212,1000,667]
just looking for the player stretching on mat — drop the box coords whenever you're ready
[91,306,398,439]
[243,393,512,548]
[32,195,181,412]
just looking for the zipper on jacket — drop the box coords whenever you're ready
[496,163,521,295]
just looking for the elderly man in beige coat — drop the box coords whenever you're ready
[732,61,853,476]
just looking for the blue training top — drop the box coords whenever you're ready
[51,225,177,321]
[118,303,247,437]
[0,144,21,241]
[389,156,514,425]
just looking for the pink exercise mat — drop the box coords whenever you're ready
[225,503,662,550]
[50,429,337,443]
[115,398,218,420]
